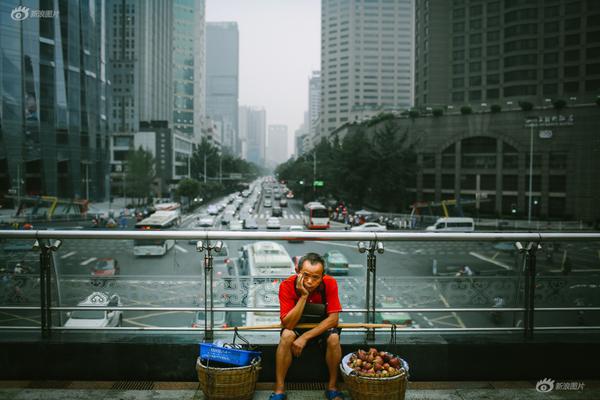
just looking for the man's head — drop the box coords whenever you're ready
[297,252,325,293]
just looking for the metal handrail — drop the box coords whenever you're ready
[2,230,600,337]
[1,229,600,241]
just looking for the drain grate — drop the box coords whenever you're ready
[286,382,327,390]
[111,381,155,391]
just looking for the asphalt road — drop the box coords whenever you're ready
[1,186,599,331]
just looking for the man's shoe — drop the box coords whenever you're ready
[269,392,287,400]
[325,389,346,400]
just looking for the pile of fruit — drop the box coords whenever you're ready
[346,348,404,378]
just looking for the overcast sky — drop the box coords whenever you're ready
[206,0,320,155]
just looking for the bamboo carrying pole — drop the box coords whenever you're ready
[222,322,408,331]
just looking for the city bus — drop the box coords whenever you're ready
[238,241,295,277]
[303,202,330,230]
[133,210,180,256]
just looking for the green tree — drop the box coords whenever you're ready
[125,147,156,206]
[191,138,219,182]
[176,178,201,205]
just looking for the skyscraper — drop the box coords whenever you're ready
[0,2,110,202]
[206,22,239,155]
[308,71,321,137]
[320,0,414,137]
[172,0,206,141]
[415,0,600,109]
[239,106,266,167]
[267,125,289,166]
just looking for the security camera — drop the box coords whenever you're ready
[51,239,62,251]
[357,241,367,253]
[214,241,223,253]
[196,240,205,252]
[376,241,384,254]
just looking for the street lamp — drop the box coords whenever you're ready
[525,116,538,225]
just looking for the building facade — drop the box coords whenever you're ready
[267,125,289,166]
[239,106,266,167]
[320,0,414,137]
[415,0,600,109]
[308,71,321,137]
[206,22,239,155]
[0,2,110,203]
[334,105,600,222]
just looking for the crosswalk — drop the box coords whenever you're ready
[255,212,304,220]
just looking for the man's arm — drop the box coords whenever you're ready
[281,294,307,329]
[281,274,309,330]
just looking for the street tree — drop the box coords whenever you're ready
[125,147,156,206]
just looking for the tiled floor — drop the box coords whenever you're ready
[0,381,599,400]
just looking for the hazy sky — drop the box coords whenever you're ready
[206,0,320,155]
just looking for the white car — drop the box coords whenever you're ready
[230,219,244,230]
[266,217,281,229]
[64,292,123,328]
[207,205,219,215]
[350,222,387,231]
[197,216,215,227]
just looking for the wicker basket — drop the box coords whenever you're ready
[196,357,261,400]
[340,364,408,400]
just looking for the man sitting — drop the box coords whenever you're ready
[270,252,345,400]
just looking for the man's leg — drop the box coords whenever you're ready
[325,332,342,392]
[274,329,296,394]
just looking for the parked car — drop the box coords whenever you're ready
[64,292,123,327]
[323,250,349,275]
[266,217,281,229]
[91,258,120,277]
[350,222,387,231]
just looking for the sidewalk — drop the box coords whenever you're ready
[0,381,598,400]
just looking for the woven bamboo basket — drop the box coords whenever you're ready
[340,364,408,400]
[196,357,261,400]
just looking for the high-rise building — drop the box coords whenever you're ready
[0,2,110,202]
[308,71,321,137]
[239,106,266,167]
[267,125,289,166]
[206,22,239,155]
[320,0,414,137]
[172,0,206,141]
[415,0,600,109]
[108,1,173,134]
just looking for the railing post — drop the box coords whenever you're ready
[33,239,61,338]
[196,240,223,342]
[517,241,539,339]
[358,240,384,341]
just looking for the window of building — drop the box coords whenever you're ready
[565,33,581,46]
[544,36,559,48]
[470,4,482,16]
[543,83,558,94]
[470,33,482,45]
[452,91,465,101]
[442,174,454,190]
[453,8,465,19]
[549,175,566,192]
[586,46,600,59]
[544,5,560,17]
[453,50,465,60]
[565,17,581,30]
[504,84,537,96]
[487,44,500,56]
[487,30,500,41]
[487,88,500,98]
[586,79,600,90]
[504,69,537,82]
[503,175,518,191]
[453,22,465,32]
[565,49,580,61]
[505,23,537,37]
[470,61,482,72]
[470,19,482,30]
[565,65,580,77]
[454,36,465,47]
[543,52,559,63]
[487,59,500,70]
[544,68,558,79]
[587,30,600,43]
[469,90,481,100]
[453,77,465,88]
[487,16,500,27]
[505,54,538,67]
[453,63,465,74]
[565,1,582,14]
[487,74,500,84]
[586,63,600,74]
[563,81,579,92]
[544,21,560,33]
[550,153,567,169]
[470,76,482,86]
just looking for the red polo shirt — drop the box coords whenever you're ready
[279,274,342,321]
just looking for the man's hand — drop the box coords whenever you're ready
[291,335,307,357]
[296,273,309,297]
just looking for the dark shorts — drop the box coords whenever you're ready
[280,327,342,352]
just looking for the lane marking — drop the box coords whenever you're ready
[469,251,511,270]
[80,257,97,266]
[312,241,408,255]
[174,245,188,253]
[438,292,466,329]
[61,251,77,259]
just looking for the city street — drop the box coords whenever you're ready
[1,184,599,332]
